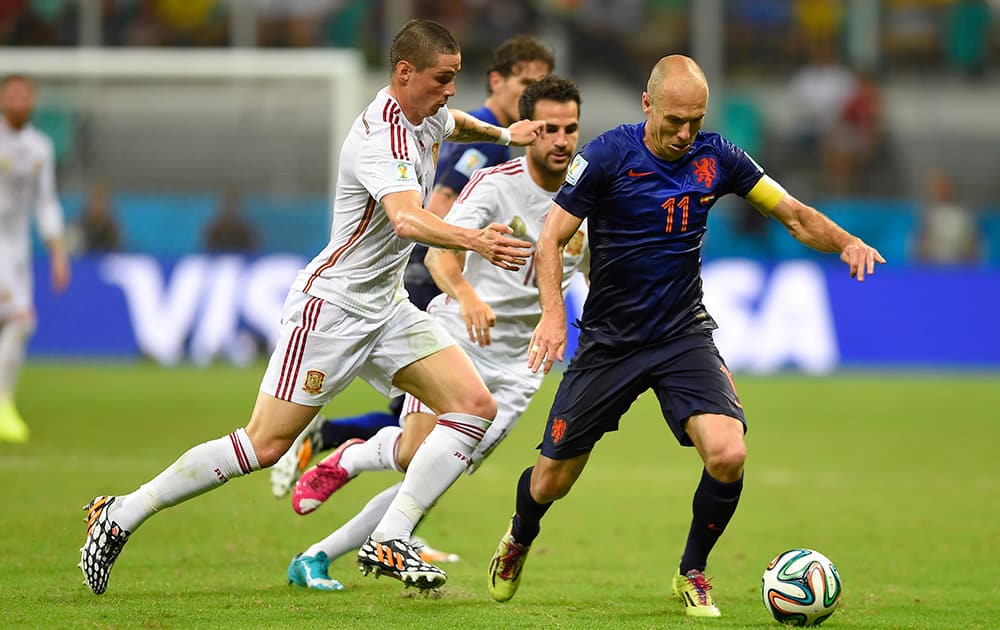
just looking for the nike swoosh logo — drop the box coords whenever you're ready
[628,169,654,177]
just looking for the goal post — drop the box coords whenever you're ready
[0,48,366,213]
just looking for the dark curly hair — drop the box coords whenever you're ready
[518,75,581,120]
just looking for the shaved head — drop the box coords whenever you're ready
[641,55,710,161]
[646,55,709,108]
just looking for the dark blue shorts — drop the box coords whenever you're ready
[539,330,746,459]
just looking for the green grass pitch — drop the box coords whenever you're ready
[1,362,998,629]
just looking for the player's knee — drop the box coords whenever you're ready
[704,441,746,483]
[244,431,291,468]
[450,387,497,420]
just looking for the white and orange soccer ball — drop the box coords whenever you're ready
[761,548,842,626]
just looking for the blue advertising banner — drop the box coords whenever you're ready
[27,255,1000,370]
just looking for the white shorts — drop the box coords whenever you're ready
[260,290,456,406]
[398,349,542,467]
[0,258,32,322]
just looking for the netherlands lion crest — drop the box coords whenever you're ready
[303,369,325,395]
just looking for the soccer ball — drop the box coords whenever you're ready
[761,548,842,626]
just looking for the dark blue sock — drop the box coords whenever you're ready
[680,468,744,573]
[510,467,551,547]
[318,412,396,451]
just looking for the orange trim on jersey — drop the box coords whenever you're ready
[303,195,376,293]
[719,364,743,409]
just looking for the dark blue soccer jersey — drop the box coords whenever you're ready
[554,123,764,346]
[435,106,511,193]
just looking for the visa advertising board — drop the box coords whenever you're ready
[29,256,1000,371]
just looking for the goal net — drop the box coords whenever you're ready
[0,48,365,218]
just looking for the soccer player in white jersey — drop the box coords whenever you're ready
[284,75,587,592]
[79,19,544,596]
[0,75,70,443]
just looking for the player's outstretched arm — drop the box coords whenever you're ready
[448,109,544,147]
[46,237,70,293]
[747,176,886,281]
[529,202,584,374]
[425,248,496,346]
[383,190,532,270]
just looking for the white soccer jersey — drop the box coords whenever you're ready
[292,88,455,318]
[0,119,64,314]
[426,156,590,367]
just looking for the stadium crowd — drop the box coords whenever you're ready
[2,0,998,263]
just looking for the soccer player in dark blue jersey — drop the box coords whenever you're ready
[270,36,553,560]
[488,55,884,617]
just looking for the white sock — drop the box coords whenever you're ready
[111,428,260,532]
[306,481,400,560]
[0,319,33,398]
[468,416,513,472]
[372,412,489,542]
[339,425,403,475]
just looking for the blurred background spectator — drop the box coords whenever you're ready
[1,0,998,267]
[68,181,122,254]
[203,188,258,254]
[786,38,857,188]
[823,66,886,195]
[946,0,992,79]
[913,168,982,265]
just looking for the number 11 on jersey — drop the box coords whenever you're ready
[661,195,689,233]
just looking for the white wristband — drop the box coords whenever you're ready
[498,127,511,146]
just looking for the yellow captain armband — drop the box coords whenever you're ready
[745,175,787,213]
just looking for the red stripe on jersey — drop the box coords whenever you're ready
[276,325,304,400]
[303,195,376,293]
[383,102,398,158]
[398,124,407,161]
[284,297,323,400]
[437,418,486,442]
[456,160,523,204]
[229,431,251,474]
[384,103,411,161]
[393,112,410,161]
[523,252,536,286]
[276,296,322,400]
[399,121,409,160]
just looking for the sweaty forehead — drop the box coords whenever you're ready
[426,52,462,73]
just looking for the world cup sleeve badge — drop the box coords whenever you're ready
[394,161,416,182]
[303,369,326,395]
[565,154,588,185]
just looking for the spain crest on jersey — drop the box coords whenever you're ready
[303,369,325,395]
